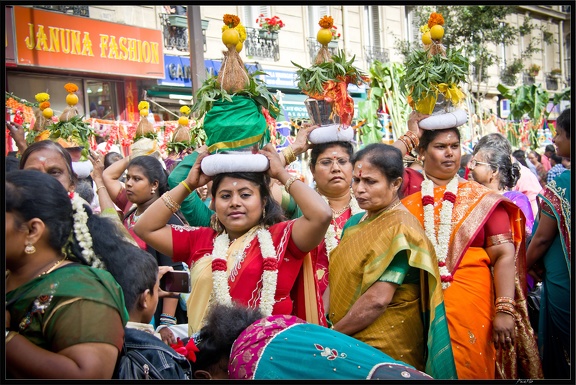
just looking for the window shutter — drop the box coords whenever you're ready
[245,5,270,28]
[370,6,381,48]
[405,6,420,44]
[309,6,329,37]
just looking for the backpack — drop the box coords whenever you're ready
[115,328,191,380]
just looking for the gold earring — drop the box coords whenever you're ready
[25,242,36,254]
[210,214,223,233]
[262,207,266,219]
[151,188,156,194]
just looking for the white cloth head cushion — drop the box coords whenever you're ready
[308,124,355,144]
[200,153,269,176]
[418,108,467,130]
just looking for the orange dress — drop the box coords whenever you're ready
[402,180,542,379]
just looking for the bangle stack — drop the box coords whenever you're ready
[180,181,193,194]
[161,192,181,214]
[495,296,517,318]
[159,313,176,327]
[284,175,299,194]
[399,131,420,155]
[282,145,297,165]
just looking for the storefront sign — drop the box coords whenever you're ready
[12,6,164,78]
[261,69,298,89]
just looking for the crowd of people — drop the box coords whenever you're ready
[4,106,571,380]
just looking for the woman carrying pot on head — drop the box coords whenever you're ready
[133,143,331,335]
[327,143,454,379]
[6,170,130,379]
[103,154,188,344]
[401,122,542,379]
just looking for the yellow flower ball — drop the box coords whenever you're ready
[66,93,79,106]
[140,109,149,117]
[430,25,444,40]
[317,28,332,46]
[236,41,243,52]
[178,116,189,126]
[222,28,240,48]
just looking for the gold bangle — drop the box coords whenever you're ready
[180,181,192,194]
[282,146,297,165]
[405,130,419,149]
[284,175,299,194]
[6,331,18,345]
[161,192,180,214]
[398,136,413,155]
[496,296,516,306]
[96,185,107,193]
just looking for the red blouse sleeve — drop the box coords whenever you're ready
[171,225,215,265]
[470,203,511,247]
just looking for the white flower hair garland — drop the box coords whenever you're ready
[70,193,101,268]
[210,227,278,316]
[421,174,459,289]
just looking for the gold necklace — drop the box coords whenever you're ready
[360,200,402,223]
[331,203,351,218]
[38,256,68,277]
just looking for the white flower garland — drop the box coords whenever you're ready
[70,193,101,268]
[421,175,459,290]
[210,227,278,316]
[321,190,362,258]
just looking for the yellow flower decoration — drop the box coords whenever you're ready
[180,105,191,116]
[64,83,79,93]
[35,92,50,102]
[138,101,150,111]
[222,23,247,43]
[420,24,430,34]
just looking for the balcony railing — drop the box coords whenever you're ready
[244,27,280,62]
[158,14,209,53]
[34,5,89,17]
[306,38,339,63]
[364,45,389,65]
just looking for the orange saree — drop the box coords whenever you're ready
[402,180,542,379]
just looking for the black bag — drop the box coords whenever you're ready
[117,347,164,380]
[526,282,542,333]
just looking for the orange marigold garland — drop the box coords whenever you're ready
[318,15,334,29]
[223,14,240,28]
[428,12,445,28]
[64,83,79,93]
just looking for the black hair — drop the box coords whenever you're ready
[6,170,149,280]
[127,155,169,195]
[544,144,556,154]
[550,153,563,164]
[5,155,20,173]
[211,172,285,228]
[511,150,529,168]
[310,141,354,170]
[418,127,461,152]
[111,246,158,313]
[352,143,404,194]
[556,108,570,139]
[104,152,123,169]
[192,303,264,376]
[460,153,472,169]
[475,145,521,189]
[19,140,78,187]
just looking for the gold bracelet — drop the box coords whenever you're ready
[96,185,107,193]
[496,296,516,306]
[284,175,299,194]
[6,331,18,345]
[180,181,193,194]
[161,192,180,214]
[282,146,297,165]
[398,136,413,155]
[404,130,419,149]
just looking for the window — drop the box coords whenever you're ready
[308,6,330,37]
[364,5,381,47]
[86,81,119,120]
[405,6,420,44]
[245,5,271,29]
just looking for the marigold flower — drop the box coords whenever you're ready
[138,101,150,111]
[39,101,51,110]
[35,92,50,102]
[223,14,240,28]
[428,12,444,28]
[64,83,78,93]
[319,15,334,29]
[180,105,191,115]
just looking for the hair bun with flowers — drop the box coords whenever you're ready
[404,11,469,130]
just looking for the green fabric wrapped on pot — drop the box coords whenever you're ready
[203,95,270,154]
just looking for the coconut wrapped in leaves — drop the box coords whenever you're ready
[134,100,157,141]
[59,83,80,122]
[218,14,250,93]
